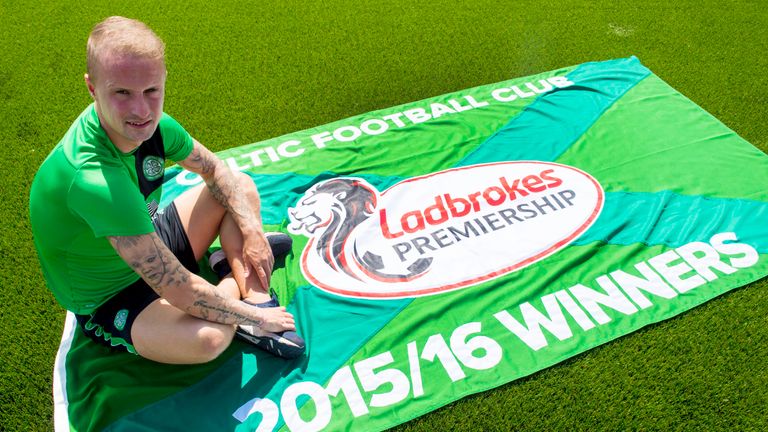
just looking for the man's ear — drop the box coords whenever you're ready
[84,73,96,99]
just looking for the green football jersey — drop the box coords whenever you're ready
[29,104,193,314]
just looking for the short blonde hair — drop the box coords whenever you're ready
[87,16,165,82]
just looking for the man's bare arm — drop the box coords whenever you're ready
[179,140,273,290]
[179,140,261,236]
[107,233,294,332]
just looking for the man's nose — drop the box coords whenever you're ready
[132,94,151,118]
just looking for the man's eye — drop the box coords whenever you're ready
[116,90,129,95]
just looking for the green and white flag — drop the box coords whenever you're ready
[54,57,768,431]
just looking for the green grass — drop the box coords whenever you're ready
[2,0,766,430]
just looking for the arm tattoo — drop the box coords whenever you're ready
[108,234,189,297]
[191,299,264,327]
[108,233,262,326]
[207,175,252,222]
[185,146,216,175]
[181,142,260,231]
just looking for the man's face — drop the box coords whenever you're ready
[85,52,166,152]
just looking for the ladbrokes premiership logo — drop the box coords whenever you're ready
[288,162,603,299]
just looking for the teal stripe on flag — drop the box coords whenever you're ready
[577,191,768,252]
[457,57,651,166]
[160,168,404,225]
[164,167,768,255]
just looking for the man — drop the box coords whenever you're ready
[29,16,305,364]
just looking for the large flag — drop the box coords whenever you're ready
[54,57,768,431]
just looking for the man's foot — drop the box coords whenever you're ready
[236,294,306,359]
[265,232,292,259]
[209,249,231,280]
[209,232,293,279]
[235,325,306,359]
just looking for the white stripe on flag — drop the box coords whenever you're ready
[53,312,76,432]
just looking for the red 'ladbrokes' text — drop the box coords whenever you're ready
[380,169,563,238]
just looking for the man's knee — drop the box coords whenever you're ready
[194,325,236,363]
[234,171,256,190]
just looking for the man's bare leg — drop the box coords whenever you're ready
[189,170,272,303]
[132,170,288,363]
[131,277,240,364]
[219,213,273,304]
[131,181,241,364]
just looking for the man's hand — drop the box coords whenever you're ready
[240,231,274,292]
[255,305,295,333]
[227,231,275,293]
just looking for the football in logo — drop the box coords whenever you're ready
[288,161,603,299]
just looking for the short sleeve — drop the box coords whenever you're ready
[159,113,194,162]
[68,164,155,237]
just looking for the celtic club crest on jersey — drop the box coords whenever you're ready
[143,155,164,181]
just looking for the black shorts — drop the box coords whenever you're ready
[75,203,200,354]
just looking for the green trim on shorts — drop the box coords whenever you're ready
[83,315,137,355]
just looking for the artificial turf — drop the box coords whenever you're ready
[1,1,766,430]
